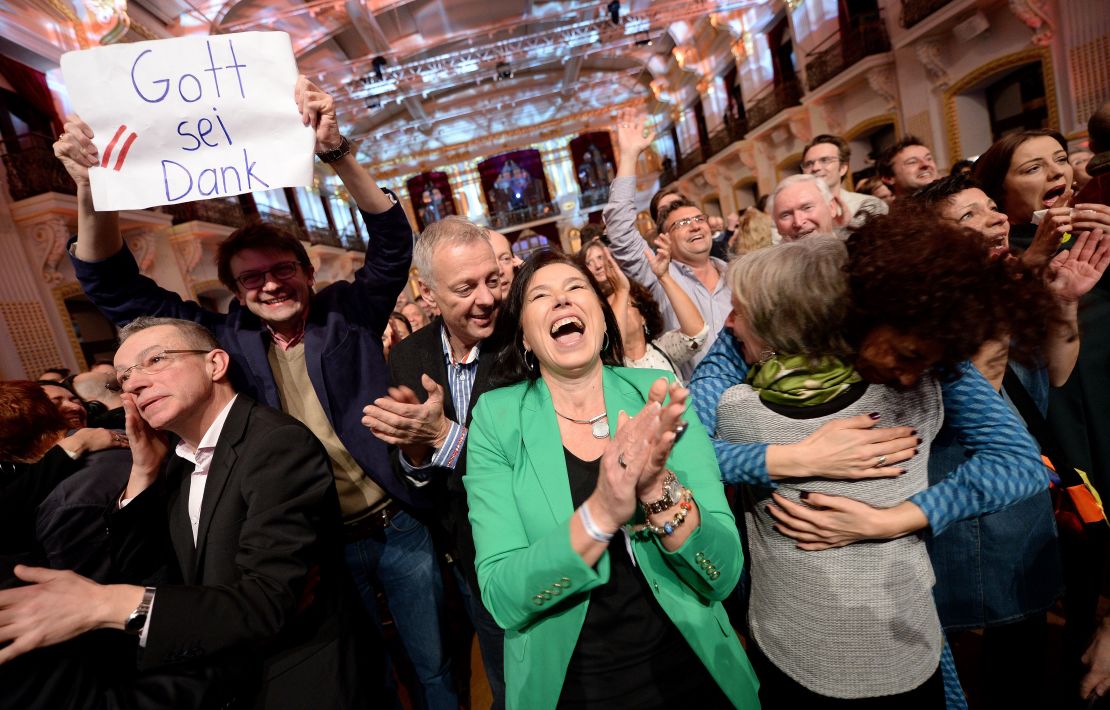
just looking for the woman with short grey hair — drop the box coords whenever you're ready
[717,235,948,705]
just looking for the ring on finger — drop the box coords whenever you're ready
[618,452,628,469]
[876,455,887,467]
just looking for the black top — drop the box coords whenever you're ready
[557,449,730,709]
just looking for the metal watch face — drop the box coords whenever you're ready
[663,475,682,502]
[125,612,148,633]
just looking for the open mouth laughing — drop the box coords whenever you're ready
[1042,183,1067,208]
[550,315,586,346]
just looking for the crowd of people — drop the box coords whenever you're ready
[2,73,1110,710]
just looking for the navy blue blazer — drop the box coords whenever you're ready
[70,195,421,508]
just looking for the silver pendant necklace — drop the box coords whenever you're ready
[554,410,610,439]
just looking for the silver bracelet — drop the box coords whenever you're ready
[578,501,614,543]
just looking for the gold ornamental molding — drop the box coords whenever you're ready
[843,113,900,142]
[775,151,803,181]
[943,47,1057,164]
[50,281,89,373]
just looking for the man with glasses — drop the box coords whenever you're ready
[0,317,381,707]
[57,78,456,706]
[802,134,888,228]
[603,111,732,376]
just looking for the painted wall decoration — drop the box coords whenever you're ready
[568,131,616,209]
[476,148,555,228]
[406,171,458,231]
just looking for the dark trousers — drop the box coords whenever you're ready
[748,642,945,709]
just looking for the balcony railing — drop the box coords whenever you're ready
[677,145,705,176]
[805,19,891,91]
[900,0,954,28]
[164,197,247,229]
[746,78,804,130]
[489,200,560,231]
[338,223,367,252]
[579,185,610,211]
[1,133,76,201]
[659,159,678,189]
[707,116,748,156]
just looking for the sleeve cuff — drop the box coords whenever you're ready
[430,421,467,469]
[138,593,155,648]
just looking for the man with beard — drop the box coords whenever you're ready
[362,216,506,708]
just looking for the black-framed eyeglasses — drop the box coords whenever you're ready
[117,350,211,386]
[802,156,840,171]
[234,261,300,290]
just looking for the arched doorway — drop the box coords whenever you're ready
[943,48,1058,163]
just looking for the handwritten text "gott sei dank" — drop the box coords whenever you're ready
[130,38,271,202]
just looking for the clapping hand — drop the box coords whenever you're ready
[589,378,688,531]
[362,374,451,465]
[603,246,631,294]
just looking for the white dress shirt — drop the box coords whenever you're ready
[174,395,239,545]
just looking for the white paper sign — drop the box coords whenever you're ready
[61,31,314,211]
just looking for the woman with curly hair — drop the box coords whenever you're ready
[576,238,707,382]
[691,212,1058,708]
[904,173,1110,707]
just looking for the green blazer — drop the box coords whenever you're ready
[465,366,760,709]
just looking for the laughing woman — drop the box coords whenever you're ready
[465,250,759,709]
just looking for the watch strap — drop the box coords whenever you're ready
[316,135,351,164]
[641,470,679,515]
[124,586,156,635]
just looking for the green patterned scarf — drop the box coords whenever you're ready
[747,353,862,407]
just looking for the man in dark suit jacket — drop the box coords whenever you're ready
[0,317,381,709]
[57,78,455,705]
[363,217,506,708]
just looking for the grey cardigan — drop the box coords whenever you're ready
[717,378,944,698]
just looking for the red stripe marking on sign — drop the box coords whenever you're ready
[113,132,138,172]
[101,125,127,169]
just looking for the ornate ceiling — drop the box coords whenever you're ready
[120,0,760,176]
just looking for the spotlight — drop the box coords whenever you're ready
[371,56,387,81]
[496,62,513,80]
[607,0,620,26]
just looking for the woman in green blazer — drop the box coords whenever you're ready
[465,251,759,709]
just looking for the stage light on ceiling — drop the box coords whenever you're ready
[496,62,514,80]
[634,31,652,46]
[607,0,620,26]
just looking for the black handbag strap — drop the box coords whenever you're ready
[1002,365,1082,488]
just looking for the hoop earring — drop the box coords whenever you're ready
[522,346,535,372]
[602,331,610,353]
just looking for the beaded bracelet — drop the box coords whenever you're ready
[628,488,694,538]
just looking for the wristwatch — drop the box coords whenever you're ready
[316,135,351,164]
[124,587,156,635]
[641,470,683,515]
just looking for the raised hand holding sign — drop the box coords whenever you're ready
[60,31,314,211]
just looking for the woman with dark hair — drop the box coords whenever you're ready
[466,250,758,709]
[576,238,707,382]
[904,172,1110,707]
[1,381,127,558]
[972,129,1110,252]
